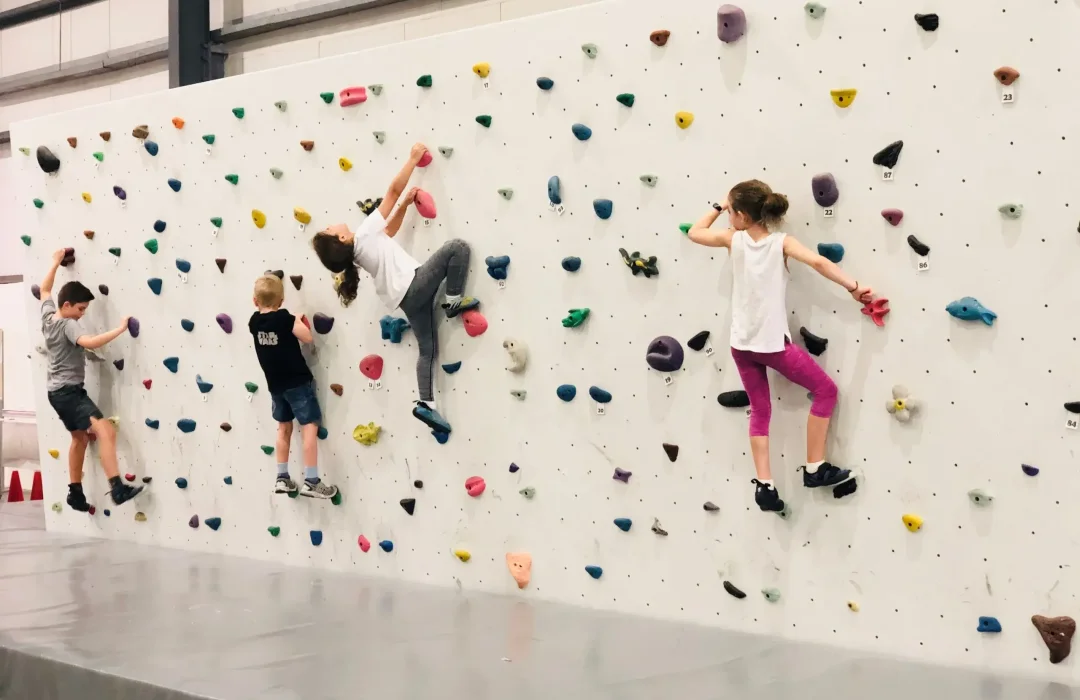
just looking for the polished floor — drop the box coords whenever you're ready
[0,501,1072,700]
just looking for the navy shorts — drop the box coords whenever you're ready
[47,384,103,432]
[271,381,322,425]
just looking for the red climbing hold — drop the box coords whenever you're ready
[142,379,152,390]
[462,309,488,337]
[124,473,136,482]
[357,535,372,552]
[414,189,437,218]
[359,354,383,380]
[881,208,904,226]
[861,298,890,327]
[339,86,368,107]
[465,476,486,497]
[416,151,433,168]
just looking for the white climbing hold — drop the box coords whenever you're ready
[885,385,919,422]
[503,338,528,372]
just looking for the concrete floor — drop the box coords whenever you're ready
[0,501,1071,700]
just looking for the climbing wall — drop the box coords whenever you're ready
[11,0,1080,679]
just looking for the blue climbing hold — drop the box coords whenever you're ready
[432,430,449,444]
[205,517,221,531]
[485,255,511,280]
[317,426,328,440]
[536,77,554,90]
[509,463,520,473]
[946,297,997,326]
[548,176,562,205]
[1022,464,1039,477]
[380,315,410,343]
[310,530,323,546]
[103,509,110,516]
[585,565,603,579]
[223,476,232,485]
[557,384,577,402]
[593,199,613,220]
[977,616,1002,633]
[571,123,592,141]
[144,140,159,156]
[817,243,844,263]
[177,418,196,433]
[163,357,179,373]
[175,477,188,489]
[153,219,166,233]
[589,386,612,403]
[145,418,160,429]
[176,258,191,273]
[561,256,581,272]
[442,361,462,374]
[614,518,632,532]
[379,539,394,552]
[181,319,194,332]
[195,375,213,393]
[167,178,181,192]
[148,278,162,295]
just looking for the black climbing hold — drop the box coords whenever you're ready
[36,146,60,174]
[1065,402,1080,414]
[414,480,423,488]
[914,13,939,31]
[153,219,166,233]
[215,258,227,272]
[799,327,828,356]
[723,581,747,599]
[662,443,679,462]
[142,476,152,484]
[703,501,719,512]
[1022,464,1039,476]
[687,330,710,352]
[718,390,750,408]
[98,284,109,296]
[290,275,303,290]
[873,140,903,169]
[181,319,194,332]
[312,312,335,334]
[536,77,554,90]
[30,284,40,300]
[618,248,659,278]
[265,269,284,279]
[561,256,581,272]
[906,235,930,257]
[400,498,416,515]
[113,359,124,371]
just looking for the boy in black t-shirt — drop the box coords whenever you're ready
[248,274,338,499]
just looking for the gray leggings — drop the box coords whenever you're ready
[398,239,471,401]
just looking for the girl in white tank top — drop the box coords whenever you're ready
[686,180,878,515]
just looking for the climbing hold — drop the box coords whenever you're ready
[220,422,231,432]
[496,188,513,201]
[112,186,127,201]
[127,318,140,337]
[471,62,491,79]
[968,489,993,506]
[102,509,109,516]
[998,203,1023,219]
[399,497,416,515]
[585,565,603,579]
[147,278,163,296]
[317,91,334,104]
[861,298,890,327]
[811,174,839,207]
[561,256,581,272]
[437,146,453,158]
[536,77,554,90]
[562,308,590,328]
[260,445,273,455]
[718,390,750,408]
[994,66,1020,86]
[519,487,536,499]
[231,107,245,119]
[176,259,192,275]
[798,327,828,356]
[224,174,239,186]
[639,174,658,188]
[180,319,194,332]
[142,378,151,389]
[100,131,111,141]
[415,74,432,88]
[135,512,147,522]
[132,125,149,139]
[646,336,684,372]
[757,588,782,603]
[723,581,747,599]
[649,29,670,46]
[442,361,462,374]
[201,516,220,531]
[547,176,562,205]
[906,235,930,256]
[316,426,328,441]
[22,236,33,248]
[615,93,635,108]
[914,13,938,31]
[215,258,226,272]
[651,518,668,537]
[30,283,40,299]
[432,431,449,444]
[359,354,384,380]
[556,384,577,402]
[475,115,492,128]
[1022,464,1039,476]
[251,210,267,229]
[379,316,410,343]
[166,178,181,193]
[153,220,167,234]
[415,151,433,168]
[369,131,386,146]
[503,339,527,373]
[571,124,593,142]
[143,140,159,156]
[47,448,59,459]
[201,134,215,145]
[510,390,527,400]
[284,275,301,292]
[581,43,598,58]
[902,514,923,532]
[81,192,92,203]
[817,243,844,263]
[175,477,188,489]
[414,189,436,218]
[946,297,996,326]
[704,501,719,512]
[465,476,486,497]
[873,140,903,169]
[300,140,314,151]
[589,386,612,404]
[339,86,367,106]
[414,480,423,488]
[243,381,258,394]
[146,418,160,430]
[311,312,334,335]
[215,313,233,334]
[31,199,44,211]
[973,616,1002,633]
[92,152,103,162]
[716,4,746,42]
[662,443,679,462]
[352,422,381,446]
[1032,615,1075,663]
[171,117,185,129]
[886,385,920,423]
[36,146,60,174]
[351,534,369,552]
[269,168,283,179]
[485,255,511,280]
[51,502,63,514]
[613,517,633,533]
[618,248,659,278]
[189,515,199,528]
[196,375,213,393]
[612,468,632,483]
[881,208,904,226]
[593,199,613,220]
[338,157,353,172]
[84,231,96,241]
[162,357,179,373]
[675,111,695,129]
[454,549,471,562]
[804,2,825,17]
[378,539,394,553]
[506,552,532,588]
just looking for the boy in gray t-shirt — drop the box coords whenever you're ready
[39,248,142,511]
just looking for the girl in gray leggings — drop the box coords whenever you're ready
[311,143,479,435]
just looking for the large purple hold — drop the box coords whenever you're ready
[127,317,140,338]
[717,4,746,43]
[312,312,335,335]
[811,173,839,207]
[216,313,233,334]
[646,335,685,372]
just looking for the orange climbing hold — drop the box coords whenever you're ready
[300,140,314,151]
[83,230,95,240]
[66,137,77,148]
[994,66,1020,86]
[506,552,532,589]
[172,117,185,129]
[99,131,111,141]
[650,29,671,46]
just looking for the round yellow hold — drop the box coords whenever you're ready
[829,88,857,108]
[847,601,860,612]
[902,513,923,532]
[454,549,471,562]
[81,192,92,203]
[472,62,491,79]
[338,157,353,172]
[251,209,267,229]
[293,207,311,225]
[675,111,695,129]
[48,449,59,459]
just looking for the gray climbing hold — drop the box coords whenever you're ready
[581,43,598,59]
[593,199,613,219]
[368,84,383,96]
[640,174,658,187]
[557,384,577,402]
[438,146,453,157]
[762,587,782,603]
[804,1,825,18]
[510,390,527,400]
[373,131,385,144]
[561,256,581,272]
[503,338,528,373]
[817,243,844,263]
[498,188,514,200]
[968,489,994,506]
[703,501,719,512]
[651,517,668,537]
[270,168,283,179]
[716,4,747,43]
[614,517,632,532]
[442,361,462,374]
[588,386,612,403]
[547,176,562,205]
[998,203,1023,219]
[536,77,554,90]
[572,124,592,141]
[274,100,287,111]
[811,173,839,207]
[519,487,536,499]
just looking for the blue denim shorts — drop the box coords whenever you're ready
[271,381,322,425]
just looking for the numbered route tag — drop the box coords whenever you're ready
[368,379,383,391]
[596,403,606,416]
[705,345,715,357]
[881,168,894,182]
[201,395,208,403]
[298,223,306,233]
[482,78,491,89]
[1001,86,1015,104]
[1067,415,1078,431]
[423,219,432,227]
[916,256,930,272]
[663,373,674,386]
[245,393,254,403]
[822,207,835,218]
[498,280,506,290]
[178,271,188,284]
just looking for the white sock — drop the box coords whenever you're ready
[445,294,462,305]
[758,479,775,488]
[422,398,436,410]
[806,460,824,474]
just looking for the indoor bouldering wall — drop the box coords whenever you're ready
[11,0,1080,680]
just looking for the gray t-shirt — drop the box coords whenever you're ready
[41,299,86,391]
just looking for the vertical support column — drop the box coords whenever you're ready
[169,0,218,88]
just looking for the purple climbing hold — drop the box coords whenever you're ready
[646,336,684,372]
[113,186,127,201]
[881,208,904,226]
[716,4,746,43]
[509,463,520,473]
[31,284,41,300]
[811,173,839,207]
[127,317,141,338]
[215,313,233,334]
[312,312,335,335]
[1022,464,1039,477]
[613,468,632,483]
[189,515,199,529]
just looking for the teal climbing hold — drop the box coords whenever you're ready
[585,565,603,579]
[593,199,613,219]
[589,386,612,403]
[616,93,635,108]
[163,357,179,373]
[181,319,194,331]
[380,315,410,343]
[205,517,222,530]
[145,418,160,429]
[571,123,592,141]
[561,256,581,272]
[432,430,449,444]
[21,235,31,245]
[144,141,159,156]
[485,255,511,280]
[177,418,196,433]
[614,518,632,532]
[167,178,181,192]
[946,297,997,326]
[310,530,323,546]
[148,278,162,295]
[557,384,577,402]
[317,426,328,440]
[379,539,394,552]
[231,107,245,119]
[196,375,213,393]
[176,259,191,273]
[225,174,239,185]
[175,477,187,488]
[537,77,554,90]
[223,476,232,485]
[978,616,1002,633]
[548,176,562,205]
[475,115,492,128]
[202,134,215,145]
[109,247,121,256]
[416,74,432,88]
[442,361,462,374]
[817,243,844,263]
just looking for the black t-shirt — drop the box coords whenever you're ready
[248,309,312,394]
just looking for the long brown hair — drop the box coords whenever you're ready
[729,179,789,228]
[311,232,359,306]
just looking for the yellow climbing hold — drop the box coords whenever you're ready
[352,422,381,446]
[338,157,353,172]
[81,192,92,203]
[829,88,857,108]
[454,549,471,562]
[675,111,695,129]
[902,513,923,532]
[107,416,119,428]
[48,449,60,459]
[847,601,860,612]
[135,511,147,522]
[251,209,267,229]
[472,62,490,79]
[293,207,311,225]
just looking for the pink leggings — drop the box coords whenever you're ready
[731,341,838,437]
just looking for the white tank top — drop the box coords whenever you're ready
[729,231,790,353]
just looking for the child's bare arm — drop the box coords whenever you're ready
[292,316,313,344]
[39,249,66,300]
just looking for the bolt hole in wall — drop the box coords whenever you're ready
[9,0,1080,680]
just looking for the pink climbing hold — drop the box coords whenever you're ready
[462,309,488,337]
[339,86,368,107]
[417,151,433,168]
[861,297,890,327]
[357,535,371,552]
[359,354,384,380]
[465,476,486,497]
[881,208,904,226]
[414,189,437,218]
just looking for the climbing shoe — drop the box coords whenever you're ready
[802,462,851,488]
[752,479,786,512]
[66,488,91,513]
[110,483,143,506]
[442,296,480,319]
[274,476,298,495]
[300,479,338,500]
[412,401,451,434]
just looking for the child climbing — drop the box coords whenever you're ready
[39,248,143,509]
[310,142,480,435]
[687,180,875,514]
[248,274,338,499]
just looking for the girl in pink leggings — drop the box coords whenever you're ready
[688,179,875,514]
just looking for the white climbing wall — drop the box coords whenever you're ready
[11,0,1080,679]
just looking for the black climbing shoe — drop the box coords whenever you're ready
[110,483,144,506]
[66,489,91,513]
[802,462,851,488]
[752,479,785,512]
[442,296,480,319]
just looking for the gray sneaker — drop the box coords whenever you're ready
[300,479,338,500]
[274,477,298,495]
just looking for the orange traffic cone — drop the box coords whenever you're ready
[6,471,24,502]
[30,471,43,501]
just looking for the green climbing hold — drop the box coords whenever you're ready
[519,487,536,499]
[476,115,492,128]
[319,91,334,103]
[202,134,216,145]
[762,587,782,603]
[616,93,635,108]
[231,107,245,119]
[581,43,598,59]
[416,74,432,87]
[804,1,826,18]
[108,247,121,256]
[331,491,342,506]
[562,308,590,328]
[640,174,658,187]
[144,239,158,254]
[20,235,31,246]
[679,223,692,234]
[260,445,273,455]
[225,174,239,185]
[268,526,280,537]
[368,84,383,96]
[18,147,29,155]
[244,382,258,393]
[210,217,222,227]
[32,198,44,209]
[92,152,104,162]
[274,100,287,111]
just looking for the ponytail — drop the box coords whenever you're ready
[729,180,789,228]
